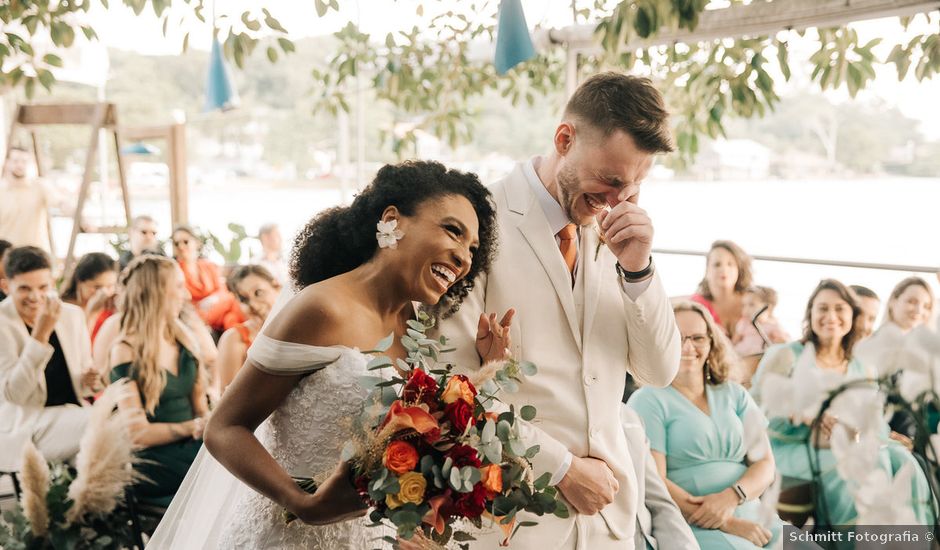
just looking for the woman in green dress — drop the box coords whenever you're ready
[751,279,933,527]
[108,255,209,507]
[629,300,783,549]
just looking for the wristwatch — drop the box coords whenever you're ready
[615,256,654,282]
[733,483,748,504]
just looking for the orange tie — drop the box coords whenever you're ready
[557,223,578,276]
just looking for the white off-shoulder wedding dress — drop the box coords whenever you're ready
[147,330,393,549]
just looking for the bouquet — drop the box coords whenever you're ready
[347,310,567,548]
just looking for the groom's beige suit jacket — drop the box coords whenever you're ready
[440,163,680,548]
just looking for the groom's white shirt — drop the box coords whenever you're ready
[439,159,680,547]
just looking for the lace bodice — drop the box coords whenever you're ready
[219,343,393,549]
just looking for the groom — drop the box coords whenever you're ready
[440,72,681,549]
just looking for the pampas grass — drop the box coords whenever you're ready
[20,441,50,537]
[467,360,505,389]
[65,380,140,525]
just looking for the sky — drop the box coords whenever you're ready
[72,1,940,139]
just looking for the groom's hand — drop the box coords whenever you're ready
[556,456,619,515]
[596,190,653,272]
[475,308,515,363]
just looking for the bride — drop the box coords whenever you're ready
[148,160,511,548]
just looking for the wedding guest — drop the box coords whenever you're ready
[0,239,12,301]
[119,215,165,270]
[692,240,753,337]
[849,284,880,341]
[109,255,209,507]
[251,223,289,285]
[0,246,98,461]
[620,405,700,550]
[216,265,280,391]
[440,72,681,549]
[0,147,53,253]
[60,252,119,342]
[751,279,932,526]
[854,277,935,439]
[733,286,789,357]
[172,225,245,333]
[629,300,782,549]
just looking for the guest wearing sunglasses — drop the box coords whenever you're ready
[119,215,165,270]
[171,226,245,333]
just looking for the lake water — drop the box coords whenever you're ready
[58,175,940,335]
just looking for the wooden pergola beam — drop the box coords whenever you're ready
[542,0,940,54]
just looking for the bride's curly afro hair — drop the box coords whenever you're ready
[290,160,497,318]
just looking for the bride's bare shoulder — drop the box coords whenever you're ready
[263,282,357,347]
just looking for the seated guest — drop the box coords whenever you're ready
[733,285,789,357]
[849,284,880,341]
[0,238,12,301]
[629,300,782,549]
[250,223,289,284]
[120,215,165,270]
[855,277,935,439]
[752,279,932,526]
[216,265,280,391]
[0,246,99,461]
[171,225,245,333]
[621,405,700,550]
[109,255,209,507]
[692,240,753,337]
[60,252,119,342]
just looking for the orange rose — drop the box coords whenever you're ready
[481,464,503,497]
[383,441,419,475]
[441,375,477,405]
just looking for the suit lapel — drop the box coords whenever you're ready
[503,167,582,351]
[581,223,605,348]
[55,315,84,398]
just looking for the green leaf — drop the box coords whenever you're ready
[367,356,393,370]
[242,13,261,31]
[36,69,54,91]
[315,0,329,17]
[278,37,295,53]
[42,53,63,67]
[520,405,536,422]
[368,332,395,353]
[266,46,278,62]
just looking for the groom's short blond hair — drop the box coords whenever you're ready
[563,72,674,154]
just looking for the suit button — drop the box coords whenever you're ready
[583,373,597,386]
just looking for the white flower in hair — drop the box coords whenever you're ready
[376,219,404,249]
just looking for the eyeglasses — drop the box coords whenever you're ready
[681,334,710,348]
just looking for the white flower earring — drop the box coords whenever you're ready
[376,219,404,249]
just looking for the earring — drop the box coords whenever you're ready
[376,219,404,249]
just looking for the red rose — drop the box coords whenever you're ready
[444,399,475,433]
[453,483,487,518]
[446,444,482,469]
[402,368,439,409]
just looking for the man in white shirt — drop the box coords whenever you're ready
[0,247,97,461]
[440,72,681,549]
[0,147,53,253]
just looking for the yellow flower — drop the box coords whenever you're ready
[385,492,405,510]
[396,471,427,506]
[441,375,476,405]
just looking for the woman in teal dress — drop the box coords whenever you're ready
[751,279,933,527]
[108,256,209,507]
[629,300,783,549]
